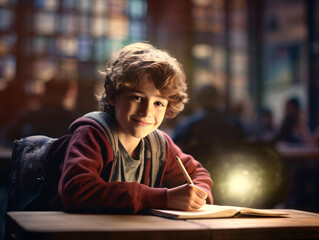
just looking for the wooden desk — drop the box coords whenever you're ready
[6,210,319,240]
[6,211,210,240]
[189,210,319,240]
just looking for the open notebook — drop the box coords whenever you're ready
[150,204,290,220]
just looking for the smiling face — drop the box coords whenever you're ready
[110,78,168,145]
[101,43,188,119]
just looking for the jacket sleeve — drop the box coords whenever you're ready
[160,131,214,204]
[58,125,167,213]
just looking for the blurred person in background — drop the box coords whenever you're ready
[273,97,319,212]
[0,77,80,147]
[273,97,312,144]
[172,84,245,168]
[247,107,276,142]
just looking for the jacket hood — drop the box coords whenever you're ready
[69,112,110,135]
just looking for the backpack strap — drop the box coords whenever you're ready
[82,111,119,156]
[145,129,166,187]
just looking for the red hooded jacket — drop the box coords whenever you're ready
[57,116,213,213]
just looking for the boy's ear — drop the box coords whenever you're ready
[108,93,116,106]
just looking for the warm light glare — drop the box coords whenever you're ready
[221,163,265,207]
[209,143,286,208]
[227,170,253,196]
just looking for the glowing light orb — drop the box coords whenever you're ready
[227,170,253,196]
[206,142,286,208]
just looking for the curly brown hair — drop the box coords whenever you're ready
[100,42,188,119]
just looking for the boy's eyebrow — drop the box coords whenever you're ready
[130,89,167,100]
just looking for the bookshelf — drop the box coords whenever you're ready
[0,0,147,115]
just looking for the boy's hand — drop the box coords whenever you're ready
[167,184,208,211]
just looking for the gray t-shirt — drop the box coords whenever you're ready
[109,139,145,183]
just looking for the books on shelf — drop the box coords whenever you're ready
[150,204,290,220]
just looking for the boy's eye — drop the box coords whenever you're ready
[155,101,165,107]
[134,96,142,101]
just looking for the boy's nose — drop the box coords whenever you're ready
[138,102,152,117]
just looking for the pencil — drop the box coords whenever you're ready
[176,156,194,185]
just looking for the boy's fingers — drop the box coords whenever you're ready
[195,195,207,205]
[192,185,208,199]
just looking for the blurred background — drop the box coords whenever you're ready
[0,0,319,214]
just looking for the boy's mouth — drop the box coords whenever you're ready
[131,118,153,127]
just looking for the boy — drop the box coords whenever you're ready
[57,42,213,213]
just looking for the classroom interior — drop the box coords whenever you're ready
[0,0,319,215]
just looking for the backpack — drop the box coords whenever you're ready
[8,134,68,211]
[7,111,166,211]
